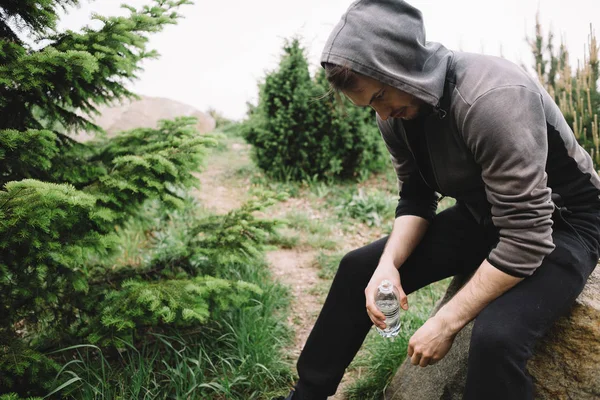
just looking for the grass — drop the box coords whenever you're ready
[51,263,294,399]
[280,210,340,250]
[314,251,346,280]
[308,251,343,297]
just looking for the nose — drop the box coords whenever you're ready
[372,105,391,121]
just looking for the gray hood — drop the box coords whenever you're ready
[321,0,452,106]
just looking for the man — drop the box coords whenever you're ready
[275,1,600,399]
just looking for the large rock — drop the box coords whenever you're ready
[386,267,600,400]
[72,95,215,141]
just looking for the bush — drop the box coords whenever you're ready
[45,194,294,399]
[243,38,388,182]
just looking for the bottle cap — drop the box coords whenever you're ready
[378,279,393,293]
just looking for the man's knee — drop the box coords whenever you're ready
[338,248,362,270]
[470,319,528,359]
[334,249,364,282]
[335,244,381,284]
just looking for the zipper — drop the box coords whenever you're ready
[400,120,436,193]
[434,102,447,119]
[424,116,446,195]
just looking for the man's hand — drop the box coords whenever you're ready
[407,315,456,367]
[364,260,408,330]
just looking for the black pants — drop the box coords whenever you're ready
[295,204,600,400]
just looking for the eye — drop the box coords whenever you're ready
[375,90,385,100]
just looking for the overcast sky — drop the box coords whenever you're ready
[57,0,600,120]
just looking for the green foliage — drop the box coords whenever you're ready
[0,0,295,397]
[191,192,288,274]
[0,0,192,136]
[207,107,234,129]
[314,251,345,280]
[107,190,288,282]
[281,210,339,250]
[0,129,60,186]
[0,335,60,394]
[530,17,599,166]
[99,276,262,336]
[243,38,387,182]
[44,194,293,399]
[0,179,116,333]
[0,394,42,400]
[85,117,216,216]
[0,0,78,41]
[0,118,215,340]
[51,290,293,399]
[334,188,396,227]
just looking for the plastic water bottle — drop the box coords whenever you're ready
[375,280,401,338]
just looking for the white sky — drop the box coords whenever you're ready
[57,0,600,120]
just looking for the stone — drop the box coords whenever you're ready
[385,267,600,400]
[72,95,215,142]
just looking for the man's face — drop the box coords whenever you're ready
[343,74,427,121]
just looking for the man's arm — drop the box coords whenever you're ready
[407,260,523,367]
[380,215,429,268]
[365,215,429,329]
[436,260,523,333]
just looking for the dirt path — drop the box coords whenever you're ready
[195,138,360,399]
[266,248,362,400]
[266,249,320,360]
[192,142,249,213]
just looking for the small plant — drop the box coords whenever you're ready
[335,188,396,227]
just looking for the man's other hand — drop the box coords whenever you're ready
[407,315,456,367]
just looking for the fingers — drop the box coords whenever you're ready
[408,340,437,368]
[397,287,409,310]
[365,297,386,329]
[410,350,435,367]
[367,309,386,330]
[364,286,386,328]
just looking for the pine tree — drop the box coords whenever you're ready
[0,1,280,396]
[243,38,387,182]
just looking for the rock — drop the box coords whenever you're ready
[385,267,600,400]
[528,267,600,399]
[72,95,215,141]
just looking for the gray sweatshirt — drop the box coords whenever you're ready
[321,0,600,277]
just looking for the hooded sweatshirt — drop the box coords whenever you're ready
[321,0,600,277]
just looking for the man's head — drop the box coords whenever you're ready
[320,1,453,113]
[323,62,428,121]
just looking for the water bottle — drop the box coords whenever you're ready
[375,280,401,338]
